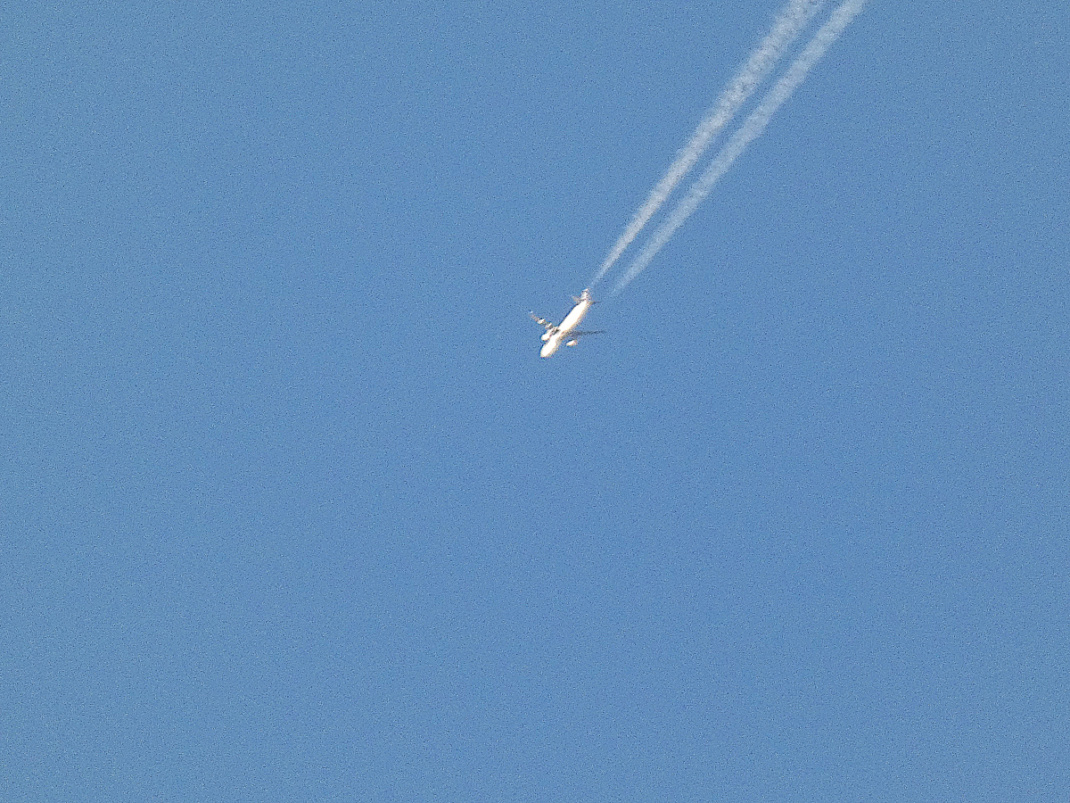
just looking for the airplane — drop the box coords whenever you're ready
[529,288,604,358]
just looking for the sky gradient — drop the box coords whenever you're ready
[3,1,1068,800]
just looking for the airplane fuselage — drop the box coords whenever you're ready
[540,293,594,357]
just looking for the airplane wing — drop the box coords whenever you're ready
[568,330,605,337]
[529,312,556,329]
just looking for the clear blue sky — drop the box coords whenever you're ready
[3,1,1068,800]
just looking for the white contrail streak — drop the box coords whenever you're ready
[589,0,825,288]
[614,0,867,294]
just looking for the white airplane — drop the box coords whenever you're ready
[529,288,603,358]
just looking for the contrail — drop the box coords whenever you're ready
[614,0,867,294]
[589,0,825,289]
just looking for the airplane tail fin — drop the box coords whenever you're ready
[573,288,597,304]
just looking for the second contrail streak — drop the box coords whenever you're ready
[614,0,867,294]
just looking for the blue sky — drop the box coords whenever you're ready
[3,1,1068,800]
